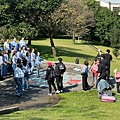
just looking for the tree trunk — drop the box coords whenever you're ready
[50,36,56,58]
[28,38,31,45]
[72,31,75,44]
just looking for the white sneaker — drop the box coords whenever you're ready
[48,93,52,96]
[55,90,60,94]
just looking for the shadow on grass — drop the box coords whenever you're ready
[30,44,96,60]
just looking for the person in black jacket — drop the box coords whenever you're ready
[45,62,58,96]
[55,58,66,93]
[98,49,112,81]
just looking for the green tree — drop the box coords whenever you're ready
[109,27,120,48]
[39,0,94,57]
[0,0,63,46]
[84,0,120,47]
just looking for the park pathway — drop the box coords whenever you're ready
[0,61,116,111]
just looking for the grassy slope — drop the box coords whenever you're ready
[30,38,120,76]
[1,91,120,120]
[1,38,120,120]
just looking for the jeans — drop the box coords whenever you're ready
[12,63,16,72]
[14,77,22,95]
[3,64,8,76]
[0,64,4,76]
[31,61,35,73]
[24,73,29,89]
[22,77,25,90]
[36,64,40,77]
[92,76,97,86]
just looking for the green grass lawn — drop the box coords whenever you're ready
[1,38,120,119]
[30,38,120,76]
[0,91,120,120]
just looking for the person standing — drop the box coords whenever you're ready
[11,38,19,51]
[98,49,112,80]
[45,62,58,96]
[26,52,31,73]
[4,39,10,51]
[12,51,18,73]
[55,58,66,93]
[97,59,107,87]
[22,58,29,90]
[104,49,112,69]
[81,60,89,91]
[19,37,27,48]
[0,52,4,80]
[21,46,27,57]
[14,64,24,97]
[90,59,98,89]
[3,50,9,76]
[35,52,42,78]
[17,47,22,61]
[30,48,36,74]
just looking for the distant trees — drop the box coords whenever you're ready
[84,0,120,48]
[39,0,94,57]
[57,0,94,44]
[1,0,120,55]
[0,0,94,57]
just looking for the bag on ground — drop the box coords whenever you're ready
[100,94,116,102]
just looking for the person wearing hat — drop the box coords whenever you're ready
[55,58,66,93]
[45,62,59,96]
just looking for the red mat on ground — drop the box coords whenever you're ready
[66,79,82,84]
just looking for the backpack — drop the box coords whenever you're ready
[50,69,56,78]
[59,63,66,73]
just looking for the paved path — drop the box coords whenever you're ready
[0,61,116,110]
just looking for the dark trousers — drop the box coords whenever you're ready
[116,82,120,93]
[56,76,63,91]
[106,69,110,81]
[82,74,88,90]
[48,78,57,93]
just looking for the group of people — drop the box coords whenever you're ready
[45,58,66,96]
[0,38,115,98]
[81,49,113,97]
[0,37,42,97]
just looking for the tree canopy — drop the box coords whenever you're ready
[1,0,120,57]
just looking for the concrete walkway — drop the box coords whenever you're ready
[0,61,117,112]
